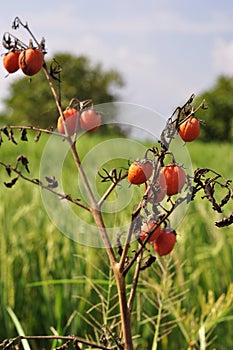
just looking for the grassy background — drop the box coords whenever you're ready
[0,131,232,349]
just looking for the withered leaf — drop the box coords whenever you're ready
[20,128,28,141]
[2,127,9,138]
[215,213,233,227]
[194,168,210,185]
[219,189,232,208]
[8,129,17,145]
[140,255,156,271]
[5,166,11,177]
[45,176,58,188]
[4,176,18,188]
[17,154,30,173]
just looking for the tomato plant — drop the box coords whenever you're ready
[18,47,44,76]
[179,116,200,142]
[3,50,20,73]
[128,160,153,185]
[1,17,232,350]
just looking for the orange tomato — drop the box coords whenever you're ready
[158,164,186,196]
[57,108,79,136]
[153,229,176,256]
[3,50,20,73]
[179,117,200,142]
[18,48,44,76]
[128,160,153,185]
[79,108,101,131]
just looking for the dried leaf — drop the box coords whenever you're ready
[4,176,18,188]
[215,213,233,227]
[2,127,9,138]
[194,168,209,185]
[20,128,28,141]
[17,154,30,173]
[45,176,58,188]
[5,166,11,177]
[140,255,156,271]
[219,189,232,208]
[8,129,17,145]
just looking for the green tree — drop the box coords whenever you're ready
[196,75,233,142]
[1,53,124,128]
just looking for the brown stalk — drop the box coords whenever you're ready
[42,62,133,349]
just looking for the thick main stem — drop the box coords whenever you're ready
[113,264,134,350]
[43,64,133,349]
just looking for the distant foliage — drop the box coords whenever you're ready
[196,75,233,142]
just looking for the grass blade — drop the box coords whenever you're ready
[6,306,31,350]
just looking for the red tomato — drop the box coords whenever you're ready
[158,164,186,196]
[57,108,79,136]
[128,160,153,185]
[179,117,200,142]
[153,229,176,256]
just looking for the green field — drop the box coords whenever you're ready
[0,131,232,349]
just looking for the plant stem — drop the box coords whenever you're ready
[42,59,134,349]
[113,264,134,350]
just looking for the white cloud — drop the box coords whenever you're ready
[212,38,233,75]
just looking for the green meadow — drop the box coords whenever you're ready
[0,131,232,349]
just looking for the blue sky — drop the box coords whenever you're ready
[1,0,233,117]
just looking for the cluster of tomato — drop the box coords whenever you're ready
[140,219,176,256]
[3,47,44,76]
[56,107,101,135]
[128,114,201,255]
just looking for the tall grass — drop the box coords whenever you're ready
[0,135,232,349]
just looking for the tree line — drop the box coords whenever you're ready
[1,53,232,141]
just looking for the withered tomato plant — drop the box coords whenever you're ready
[0,17,232,350]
